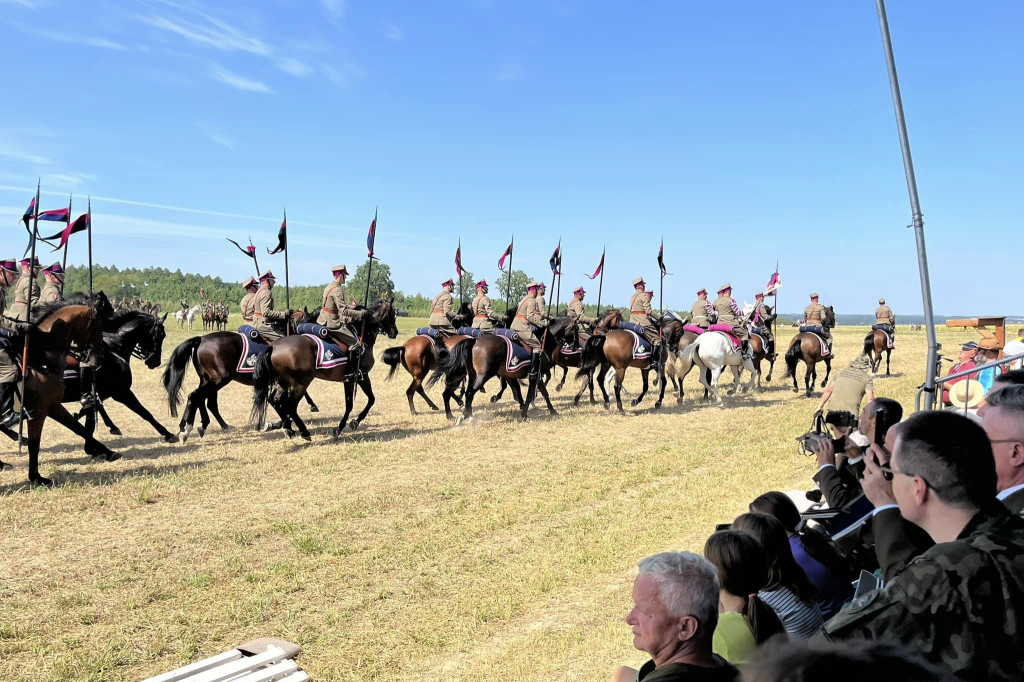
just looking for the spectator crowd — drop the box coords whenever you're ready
[610,353,1024,681]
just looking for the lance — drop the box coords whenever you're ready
[359,207,378,344]
[595,247,605,318]
[547,237,559,319]
[59,194,71,294]
[283,209,290,310]
[554,238,562,317]
[504,234,514,315]
[659,238,665,346]
[18,180,41,451]
[249,236,261,279]
[457,237,464,309]
[87,198,98,417]
[772,261,779,354]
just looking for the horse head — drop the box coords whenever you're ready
[32,303,105,368]
[140,312,169,368]
[824,306,836,328]
[596,308,622,332]
[372,298,400,339]
[546,315,577,345]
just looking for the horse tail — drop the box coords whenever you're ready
[162,336,201,417]
[863,333,875,357]
[575,335,606,381]
[425,337,474,390]
[432,335,450,363]
[250,348,277,428]
[782,339,802,378]
[381,346,405,381]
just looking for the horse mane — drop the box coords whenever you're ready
[29,299,86,323]
[547,315,575,338]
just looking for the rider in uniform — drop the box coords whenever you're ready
[804,292,832,353]
[471,279,503,333]
[537,281,549,318]
[689,288,713,329]
[0,259,31,427]
[39,262,65,303]
[252,270,290,342]
[428,278,458,336]
[9,257,41,321]
[566,286,595,347]
[875,297,895,345]
[239,277,258,324]
[629,277,663,371]
[713,283,751,359]
[750,291,775,357]
[317,264,369,380]
[510,282,548,377]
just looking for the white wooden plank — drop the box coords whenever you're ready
[227,660,297,682]
[143,650,242,682]
[186,647,287,682]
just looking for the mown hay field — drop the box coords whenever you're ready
[0,318,979,681]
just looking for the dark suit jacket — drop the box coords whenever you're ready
[1001,487,1024,516]
[813,457,866,509]
[860,507,934,581]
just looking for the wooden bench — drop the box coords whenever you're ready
[142,638,307,682]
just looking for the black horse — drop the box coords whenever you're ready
[63,309,178,442]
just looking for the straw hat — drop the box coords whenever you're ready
[949,380,985,409]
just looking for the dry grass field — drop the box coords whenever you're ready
[0,318,982,681]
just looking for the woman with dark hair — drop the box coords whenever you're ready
[704,530,787,665]
[733,513,823,639]
[750,491,854,620]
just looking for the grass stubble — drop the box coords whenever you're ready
[0,319,972,680]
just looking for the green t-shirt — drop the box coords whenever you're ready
[712,611,756,667]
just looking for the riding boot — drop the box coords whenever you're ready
[529,352,541,378]
[346,346,362,381]
[649,343,661,372]
[0,381,17,428]
[741,339,752,361]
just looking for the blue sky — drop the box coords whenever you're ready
[1,0,1021,313]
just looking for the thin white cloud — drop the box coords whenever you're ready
[320,60,366,87]
[384,24,403,41]
[208,133,234,150]
[209,64,273,93]
[0,149,50,165]
[45,172,97,188]
[322,0,346,21]
[274,57,313,78]
[0,0,43,7]
[36,29,127,50]
[138,11,269,56]
[496,61,525,81]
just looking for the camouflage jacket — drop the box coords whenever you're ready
[819,502,1024,680]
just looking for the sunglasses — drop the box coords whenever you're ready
[877,463,940,492]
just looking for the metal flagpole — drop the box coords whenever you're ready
[59,194,71,294]
[547,237,559,318]
[363,207,377,307]
[554,238,562,317]
[87,197,97,419]
[595,247,605,318]
[458,238,464,309]
[772,261,779,356]
[876,0,938,407]
[283,209,290,309]
[17,180,41,451]
[249,237,261,280]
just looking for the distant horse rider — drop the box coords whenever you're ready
[317,264,369,379]
[40,262,65,303]
[875,297,895,347]
[180,296,189,313]
[566,286,595,348]
[510,281,548,377]
[471,279,503,333]
[9,257,41,321]
[629,277,663,372]
[239,277,258,324]
[750,291,775,358]
[252,270,291,342]
[428,278,459,336]
[804,292,832,354]
[690,287,713,329]
[0,258,32,428]
[713,283,751,359]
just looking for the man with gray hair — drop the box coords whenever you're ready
[983,385,1024,515]
[613,552,739,681]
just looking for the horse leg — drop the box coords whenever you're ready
[287,394,311,441]
[885,349,891,376]
[206,387,230,430]
[556,365,568,392]
[821,358,832,388]
[94,402,122,436]
[195,392,212,438]
[177,384,206,440]
[805,363,814,398]
[632,369,649,407]
[507,377,526,417]
[572,370,590,407]
[48,403,120,463]
[303,392,320,413]
[24,416,51,487]
[766,356,775,383]
[441,377,459,420]
[791,359,800,393]
[613,367,626,413]
[333,381,356,438]
[110,389,179,443]
[655,361,668,409]
[599,363,612,406]
[521,372,540,420]
[536,376,558,416]
[490,378,508,404]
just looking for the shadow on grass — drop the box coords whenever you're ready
[0,458,230,495]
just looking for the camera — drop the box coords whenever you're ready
[796,412,846,456]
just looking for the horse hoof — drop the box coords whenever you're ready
[105,452,121,462]
[197,427,206,438]
[31,476,54,488]
[349,421,359,431]
[490,396,499,404]
[0,460,11,472]
[284,429,295,439]
[164,434,179,444]
[300,432,312,442]
[630,398,641,407]
[309,405,319,413]
[791,388,799,394]
[109,427,123,436]
[655,402,662,409]
[331,427,342,440]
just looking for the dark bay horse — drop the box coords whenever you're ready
[574,318,681,412]
[551,309,622,397]
[250,300,400,440]
[864,329,893,376]
[749,332,776,391]
[163,310,320,441]
[64,309,178,442]
[426,316,577,420]
[783,306,836,397]
[0,299,119,486]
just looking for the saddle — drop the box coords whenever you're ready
[296,322,330,339]
[494,328,533,354]
[496,334,531,372]
[303,334,348,369]
[236,333,270,374]
[456,327,482,338]
[683,324,706,336]
[238,324,270,344]
[416,327,443,340]
[799,324,825,335]
[872,325,894,349]
[707,324,742,350]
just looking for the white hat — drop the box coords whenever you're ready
[949,380,985,409]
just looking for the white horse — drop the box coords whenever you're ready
[670,330,755,407]
[176,304,202,330]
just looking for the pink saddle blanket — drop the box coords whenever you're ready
[708,324,741,349]
[683,324,706,336]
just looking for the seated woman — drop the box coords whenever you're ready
[704,530,787,666]
[732,513,824,639]
[749,491,854,620]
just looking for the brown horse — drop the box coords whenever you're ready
[0,298,119,486]
[250,300,400,439]
[551,309,622,397]
[783,306,836,397]
[749,331,776,391]
[864,329,893,376]
[574,318,681,411]
[426,316,577,420]
[163,309,320,441]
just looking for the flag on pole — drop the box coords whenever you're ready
[43,213,89,251]
[267,217,286,254]
[549,244,561,274]
[37,207,70,223]
[366,212,377,258]
[765,269,781,295]
[455,245,464,277]
[585,252,605,279]
[657,240,669,276]
[21,197,36,229]
[498,242,513,271]
[226,238,258,261]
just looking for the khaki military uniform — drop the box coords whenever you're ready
[628,291,659,343]
[689,299,712,328]
[428,290,457,335]
[510,294,547,351]
[713,294,748,340]
[751,301,774,341]
[820,502,1024,681]
[471,293,502,332]
[0,286,20,382]
[240,292,256,323]
[875,305,894,327]
[9,274,40,321]
[40,282,62,304]
[252,285,288,341]
[804,302,831,341]
[317,282,365,348]
[566,298,594,343]
[826,355,873,416]
[537,294,548,317]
